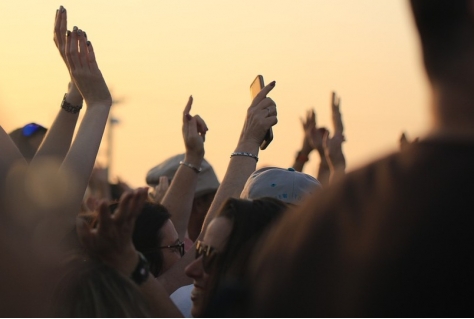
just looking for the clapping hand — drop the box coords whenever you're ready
[301,109,327,152]
[77,188,148,276]
[65,26,112,108]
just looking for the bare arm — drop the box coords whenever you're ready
[324,92,346,184]
[157,81,279,294]
[54,25,111,237]
[161,96,207,240]
[200,81,278,237]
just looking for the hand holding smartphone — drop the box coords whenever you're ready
[250,75,274,150]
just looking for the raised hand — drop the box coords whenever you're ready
[65,26,112,108]
[77,188,148,276]
[301,109,327,151]
[151,176,169,203]
[183,96,208,159]
[239,81,277,149]
[332,92,344,136]
[54,6,83,104]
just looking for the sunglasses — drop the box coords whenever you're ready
[159,240,185,257]
[195,240,219,273]
[22,123,45,137]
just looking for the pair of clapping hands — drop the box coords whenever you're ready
[301,92,346,168]
[54,6,111,108]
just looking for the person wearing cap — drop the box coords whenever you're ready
[240,167,322,204]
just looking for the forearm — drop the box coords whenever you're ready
[161,152,203,240]
[33,89,82,162]
[316,148,330,187]
[59,104,110,221]
[200,141,259,237]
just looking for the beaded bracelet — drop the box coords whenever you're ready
[179,161,202,173]
[230,152,259,162]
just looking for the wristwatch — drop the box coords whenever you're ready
[131,252,150,285]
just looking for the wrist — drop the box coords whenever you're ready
[295,151,309,163]
[104,246,139,277]
[184,152,204,167]
[235,140,259,155]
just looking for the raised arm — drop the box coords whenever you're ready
[157,81,278,294]
[323,92,346,183]
[200,81,277,236]
[294,109,330,186]
[161,96,207,240]
[77,188,182,317]
[31,6,83,163]
[56,25,112,231]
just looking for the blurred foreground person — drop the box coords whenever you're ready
[248,0,474,317]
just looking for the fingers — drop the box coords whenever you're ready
[97,200,112,233]
[65,27,80,72]
[183,95,193,122]
[86,40,99,72]
[251,81,276,107]
[78,29,88,67]
[193,114,208,142]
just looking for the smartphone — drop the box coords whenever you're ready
[250,75,273,150]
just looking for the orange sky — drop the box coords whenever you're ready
[0,0,430,187]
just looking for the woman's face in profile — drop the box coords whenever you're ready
[184,217,232,317]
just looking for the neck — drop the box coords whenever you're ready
[429,80,474,141]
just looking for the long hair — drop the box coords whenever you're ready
[201,197,288,316]
[53,254,151,317]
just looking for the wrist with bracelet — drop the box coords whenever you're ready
[231,151,259,162]
[61,93,83,114]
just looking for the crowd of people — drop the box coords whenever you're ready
[1,0,473,317]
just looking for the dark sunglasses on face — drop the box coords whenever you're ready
[196,240,219,273]
[22,123,45,137]
[159,240,185,257]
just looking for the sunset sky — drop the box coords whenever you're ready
[0,0,431,187]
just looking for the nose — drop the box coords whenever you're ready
[185,256,204,280]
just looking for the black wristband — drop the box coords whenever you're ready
[131,252,150,285]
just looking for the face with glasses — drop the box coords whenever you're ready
[157,220,183,274]
[185,217,233,317]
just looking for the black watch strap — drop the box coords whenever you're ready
[131,252,150,285]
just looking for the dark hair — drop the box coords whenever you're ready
[109,201,171,277]
[410,0,474,82]
[54,254,151,317]
[201,197,288,316]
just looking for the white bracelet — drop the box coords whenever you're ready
[179,161,202,173]
[230,152,259,162]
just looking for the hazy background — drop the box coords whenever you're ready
[0,0,430,187]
